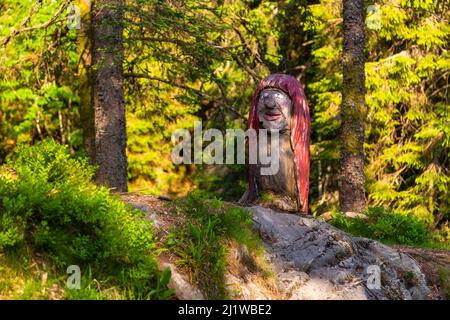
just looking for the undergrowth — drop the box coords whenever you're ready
[329,207,450,249]
[166,190,266,299]
[0,140,172,299]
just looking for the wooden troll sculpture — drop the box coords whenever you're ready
[239,74,311,214]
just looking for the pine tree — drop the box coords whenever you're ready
[91,0,128,191]
[339,0,367,212]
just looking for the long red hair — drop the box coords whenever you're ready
[247,74,311,214]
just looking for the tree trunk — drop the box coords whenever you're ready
[339,0,366,212]
[77,0,95,163]
[91,0,128,191]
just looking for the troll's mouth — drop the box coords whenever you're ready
[263,112,282,121]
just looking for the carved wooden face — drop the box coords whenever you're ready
[257,88,292,132]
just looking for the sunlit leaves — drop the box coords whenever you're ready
[309,0,449,226]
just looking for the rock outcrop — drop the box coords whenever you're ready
[123,194,435,300]
[250,206,431,300]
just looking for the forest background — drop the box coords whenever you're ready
[0,0,449,242]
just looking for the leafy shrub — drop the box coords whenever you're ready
[167,190,263,299]
[330,207,430,246]
[431,222,450,246]
[0,140,171,299]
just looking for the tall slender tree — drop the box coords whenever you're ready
[77,0,95,163]
[91,0,128,191]
[339,0,366,212]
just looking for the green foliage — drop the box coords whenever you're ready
[0,140,171,299]
[0,0,81,160]
[192,164,247,201]
[308,0,449,230]
[330,207,431,246]
[123,0,278,195]
[0,2,448,298]
[167,190,263,299]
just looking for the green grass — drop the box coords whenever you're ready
[166,190,266,299]
[438,267,450,300]
[329,207,450,249]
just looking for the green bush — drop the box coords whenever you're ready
[330,207,430,246]
[0,140,171,299]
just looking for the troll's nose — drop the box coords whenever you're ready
[264,94,277,109]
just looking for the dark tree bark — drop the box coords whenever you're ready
[91,0,128,191]
[339,0,366,212]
